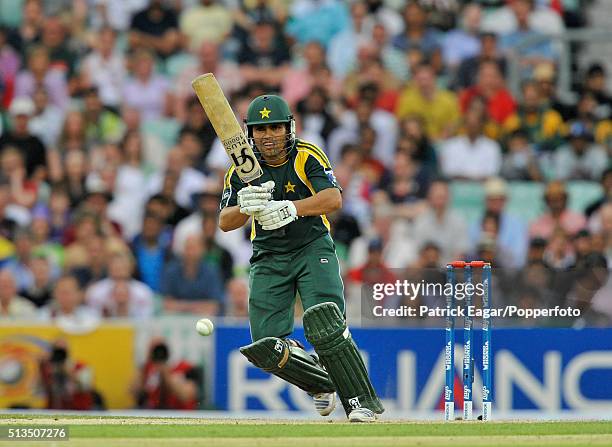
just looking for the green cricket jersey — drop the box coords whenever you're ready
[220,139,341,254]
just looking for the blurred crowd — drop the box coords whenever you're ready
[0,0,609,328]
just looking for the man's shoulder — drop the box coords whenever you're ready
[295,139,332,165]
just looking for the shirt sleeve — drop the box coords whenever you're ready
[220,166,243,210]
[305,149,342,193]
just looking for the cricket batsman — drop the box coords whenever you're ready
[218,94,384,422]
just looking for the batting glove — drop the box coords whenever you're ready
[237,181,275,215]
[255,200,298,230]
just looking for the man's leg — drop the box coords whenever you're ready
[298,235,384,419]
[241,252,336,398]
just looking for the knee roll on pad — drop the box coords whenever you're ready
[240,337,336,394]
[303,302,384,415]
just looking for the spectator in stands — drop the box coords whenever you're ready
[379,148,430,212]
[180,0,233,50]
[499,0,556,72]
[55,109,87,155]
[79,27,127,109]
[60,150,87,207]
[0,96,47,179]
[237,19,290,88]
[549,122,608,181]
[327,1,374,79]
[1,146,38,208]
[82,87,124,146]
[86,251,154,320]
[585,167,612,217]
[370,21,409,83]
[21,254,53,308]
[501,129,542,181]
[14,45,68,111]
[40,16,77,82]
[0,176,19,242]
[413,179,469,263]
[71,235,109,288]
[129,0,180,59]
[472,178,529,268]
[296,86,338,145]
[530,180,587,239]
[395,62,459,141]
[566,253,611,327]
[286,0,350,48]
[5,228,35,292]
[10,0,44,53]
[46,185,70,242]
[161,234,224,315]
[147,147,208,210]
[175,42,243,121]
[503,80,564,152]
[131,211,171,293]
[392,1,442,72]
[225,277,249,318]
[330,96,398,168]
[454,32,506,90]
[482,0,564,37]
[39,273,98,324]
[132,339,199,410]
[30,211,63,270]
[442,3,482,71]
[201,214,233,284]
[29,87,62,148]
[581,63,612,119]
[0,268,36,318]
[440,102,502,180]
[122,49,170,123]
[281,41,339,107]
[459,60,516,127]
[534,61,574,121]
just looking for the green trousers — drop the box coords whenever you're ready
[248,234,345,341]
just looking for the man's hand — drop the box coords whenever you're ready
[237,181,275,215]
[255,200,298,230]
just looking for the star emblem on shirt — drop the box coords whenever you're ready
[284,181,296,193]
[259,107,271,119]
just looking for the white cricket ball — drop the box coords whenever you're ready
[195,318,214,336]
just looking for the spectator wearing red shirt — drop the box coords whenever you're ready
[459,60,516,125]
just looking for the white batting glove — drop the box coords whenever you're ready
[237,181,275,215]
[255,200,298,230]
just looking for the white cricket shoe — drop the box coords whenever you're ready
[313,392,336,416]
[348,408,377,422]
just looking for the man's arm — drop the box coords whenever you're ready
[293,188,342,216]
[219,206,250,232]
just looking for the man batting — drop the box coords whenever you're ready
[219,94,384,422]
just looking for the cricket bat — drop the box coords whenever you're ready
[191,73,263,184]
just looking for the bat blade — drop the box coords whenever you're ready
[191,73,263,183]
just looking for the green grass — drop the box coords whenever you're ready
[1,416,611,447]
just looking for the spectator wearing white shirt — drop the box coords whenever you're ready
[39,274,99,326]
[0,269,36,319]
[86,252,154,320]
[80,27,127,109]
[439,104,502,180]
[549,122,608,181]
[28,87,63,148]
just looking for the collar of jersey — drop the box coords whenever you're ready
[263,158,290,167]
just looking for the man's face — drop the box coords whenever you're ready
[252,123,288,162]
[54,278,81,311]
[486,196,506,214]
